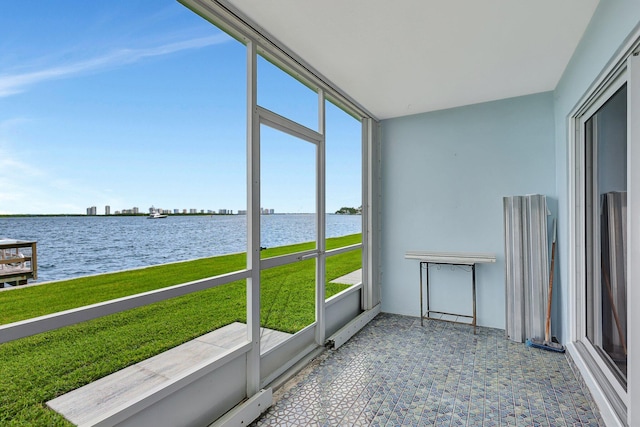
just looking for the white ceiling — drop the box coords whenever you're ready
[226,0,599,120]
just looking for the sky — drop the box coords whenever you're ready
[0,1,362,215]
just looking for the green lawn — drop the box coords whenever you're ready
[0,234,361,426]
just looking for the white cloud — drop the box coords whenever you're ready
[0,146,48,214]
[0,34,230,98]
[0,117,31,131]
[0,128,130,214]
[0,148,43,177]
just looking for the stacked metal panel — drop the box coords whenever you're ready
[601,191,627,355]
[503,195,549,343]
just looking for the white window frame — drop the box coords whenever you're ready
[572,70,628,401]
[0,3,380,424]
[1,0,379,393]
[568,32,640,427]
[193,0,379,396]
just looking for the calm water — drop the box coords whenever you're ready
[0,214,361,283]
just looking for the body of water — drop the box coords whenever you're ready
[0,214,361,283]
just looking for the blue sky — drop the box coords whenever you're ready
[0,1,361,215]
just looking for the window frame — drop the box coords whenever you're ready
[574,71,628,397]
[184,0,378,394]
[568,42,640,426]
[0,3,379,424]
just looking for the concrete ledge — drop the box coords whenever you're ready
[330,268,362,285]
[48,323,290,426]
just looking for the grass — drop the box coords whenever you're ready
[0,234,361,426]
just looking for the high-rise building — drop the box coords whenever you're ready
[105,205,111,215]
[86,206,97,216]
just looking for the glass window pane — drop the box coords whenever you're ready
[0,251,248,325]
[261,259,316,333]
[325,100,362,247]
[257,55,318,131]
[0,3,247,287]
[0,7,253,422]
[0,280,246,422]
[584,84,627,381]
[326,248,362,300]
[260,125,316,254]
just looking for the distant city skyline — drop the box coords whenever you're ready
[84,205,280,216]
[0,1,362,216]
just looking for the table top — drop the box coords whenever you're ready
[405,251,496,265]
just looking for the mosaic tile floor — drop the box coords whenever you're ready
[252,313,604,427]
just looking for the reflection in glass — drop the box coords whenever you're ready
[584,84,627,381]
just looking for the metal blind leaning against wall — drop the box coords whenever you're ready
[503,194,550,343]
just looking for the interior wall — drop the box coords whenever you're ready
[379,92,555,329]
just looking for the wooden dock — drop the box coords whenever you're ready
[0,238,37,287]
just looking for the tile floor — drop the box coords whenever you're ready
[252,313,604,426]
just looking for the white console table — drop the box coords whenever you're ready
[405,251,496,334]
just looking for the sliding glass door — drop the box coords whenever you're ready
[571,54,640,423]
[583,83,628,383]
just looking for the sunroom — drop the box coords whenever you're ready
[2,0,640,426]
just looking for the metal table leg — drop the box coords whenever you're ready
[418,260,479,334]
[425,262,430,322]
[419,262,424,326]
[472,264,477,335]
